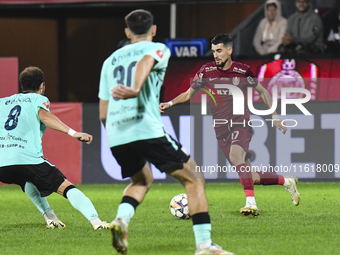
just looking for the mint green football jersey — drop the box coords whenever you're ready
[0,93,50,167]
[98,41,171,147]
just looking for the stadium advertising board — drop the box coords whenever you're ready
[42,103,82,184]
[165,39,207,57]
[82,56,340,183]
[82,101,340,183]
[0,58,18,98]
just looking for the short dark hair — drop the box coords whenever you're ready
[19,66,44,92]
[125,9,154,35]
[211,33,233,48]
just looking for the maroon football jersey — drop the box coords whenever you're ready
[191,61,258,138]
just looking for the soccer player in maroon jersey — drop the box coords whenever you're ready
[160,33,300,216]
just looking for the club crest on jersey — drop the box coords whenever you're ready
[232,77,240,85]
[233,67,246,74]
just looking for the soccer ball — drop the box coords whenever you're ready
[169,193,190,220]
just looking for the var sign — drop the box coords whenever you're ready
[165,39,206,57]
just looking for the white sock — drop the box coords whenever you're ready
[283,177,291,187]
[197,241,211,250]
[117,217,128,227]
[90,218,102,226]
[246,196,256,205]
[43,211,58,221]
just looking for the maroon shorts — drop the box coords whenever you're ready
[217,126,253,164]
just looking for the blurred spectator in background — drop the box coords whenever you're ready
[323,3,340,53]
[279,0,324,54]
[253,0,287,55]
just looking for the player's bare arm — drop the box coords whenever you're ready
[254,83,287,134]
[99,99,109,127]
[111,55,155,99]
[159,87,198,113]
[38,108,93,144]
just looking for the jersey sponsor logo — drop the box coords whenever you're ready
[205,66,217,72]
[209,89,232,96]
[111,114,144,127]
[112,50,144,65]
[156,50,164,58]
[209,77,218,81]
[43,102,50,109]
[109,105,145,116]
[233,67,246,74]
[5,97,31,105]
[221,77,229,81]
[0,133,28,143]
[111,57,116,65]
[232,77,240,85]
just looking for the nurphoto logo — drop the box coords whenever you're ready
[200,84,311,128]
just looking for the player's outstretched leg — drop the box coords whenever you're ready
[283,176,300,206]
[57,180,109,230]
[252,168,300,206]
[169,158,234,255]
[24,182,66,228]
[109,164,153,254]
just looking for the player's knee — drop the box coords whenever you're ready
[144,175,154,189]
[180,171,205,188]
[132,175,153,189]
[229,153,244,166]
[62,185,76,198]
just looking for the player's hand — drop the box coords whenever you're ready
[273,119,287,134]
[111,84,138,99]
[159,102,171,113]
[73,132,93,144]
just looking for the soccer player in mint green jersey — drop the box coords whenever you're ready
[0,66,108,230]
[99,9,233,255]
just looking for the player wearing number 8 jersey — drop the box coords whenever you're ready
[99,9,233,255]
[160,33,301,216]
[0,66,109,230]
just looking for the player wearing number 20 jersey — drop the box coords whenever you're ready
[98,41,171,147]
[0,93,50,167]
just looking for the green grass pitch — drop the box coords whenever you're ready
[0,182,339,255]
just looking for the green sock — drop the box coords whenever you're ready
[116,203,135,223]
[66,188,99,221]
[193,223,212,245]
[24,182,51,215]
